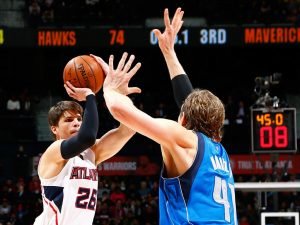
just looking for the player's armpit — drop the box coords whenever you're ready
[93,124,135,165]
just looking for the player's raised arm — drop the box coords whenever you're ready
[153,7,193,108]
[38,83,98,177]
[103,53,195,166]
[90,53,141,164]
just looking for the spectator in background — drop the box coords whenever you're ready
[0,198,11,223]
[28,175,40,191]
[96,201,110,224]
[41,7,54,25]
[19,88,32,115]
[41,0,54,25]
[138,180,150,200]
[110,186,126,204]
[110,199,125,223]
[14,182,30,220]
[28,0,41,27]
[236,100,245,119]
[259,0,272,23]
[85,0,101,18]
[6,93,20,114]
[15,145,30,178]
[154,101,167,118]
[236,100,246,124]
[97,180,111,199]
[31,153,42,177]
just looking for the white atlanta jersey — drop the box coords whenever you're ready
[34,149,98,225]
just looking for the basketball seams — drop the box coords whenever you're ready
[74,57,84,89]
[80,56,96,92]
[94,63,103,93]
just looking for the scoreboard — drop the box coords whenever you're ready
[1,26,300,48]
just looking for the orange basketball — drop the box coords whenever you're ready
[63,55,104,94]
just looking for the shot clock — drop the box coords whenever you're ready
[251,108,297,153]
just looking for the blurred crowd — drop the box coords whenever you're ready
[0,174,161,225]
[25,0,300,27]
[0,172,299,225]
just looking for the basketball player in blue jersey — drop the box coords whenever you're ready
[98,7,238,225]
[33,77,138,224]
[153,8,238,224]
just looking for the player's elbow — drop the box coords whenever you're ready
[118,124,136,137]
[106,94,133,124]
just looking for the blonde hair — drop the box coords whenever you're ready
[180,89,225,142]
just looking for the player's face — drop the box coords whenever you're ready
[54,110,82,140]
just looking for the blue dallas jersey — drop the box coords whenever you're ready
[159,132,237,225]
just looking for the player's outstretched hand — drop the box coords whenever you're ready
[64,81,94,101]
[90,54,109,76]
[152,7,184,54]
[103,52,142,96]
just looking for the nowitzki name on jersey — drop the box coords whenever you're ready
[210,156,229,173]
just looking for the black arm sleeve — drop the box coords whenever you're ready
[60,94,99,159]
[171,74,194,108]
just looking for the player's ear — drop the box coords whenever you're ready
[51,126,58,135]
[178,112,187,126]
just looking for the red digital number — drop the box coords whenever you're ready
[274,126,288,148]
[259,126,288,148]
[260,126,273,148]
[109,29,125,45]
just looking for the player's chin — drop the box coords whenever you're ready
[70,131,78,137]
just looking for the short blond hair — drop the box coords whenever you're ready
[180,89,225,142]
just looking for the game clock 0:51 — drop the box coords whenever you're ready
[251,108,297,153]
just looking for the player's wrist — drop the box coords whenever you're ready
[85,90,95,96]
[161,48,176,57]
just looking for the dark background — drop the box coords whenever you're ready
[1,45,299,98]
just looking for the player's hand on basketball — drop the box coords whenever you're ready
[152,8,184,53]
[64,81,94,101]
[90,54,109,76]
[104,52,142,96]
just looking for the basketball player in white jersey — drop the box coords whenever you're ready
[34,75,140,224]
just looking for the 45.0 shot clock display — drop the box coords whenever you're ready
[251,108,297,153]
